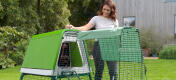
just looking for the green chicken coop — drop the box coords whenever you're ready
[20,27,146,80]
[20,29,92,80]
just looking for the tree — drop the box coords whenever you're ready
[39,0,71,32]
[0,1,3,19]
[0,26,28,68]
[0,0,39,35]
[68,0,104,26]
[0,0,71,35]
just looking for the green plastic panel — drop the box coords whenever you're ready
[70,42,83,67]
[22,29,79,70]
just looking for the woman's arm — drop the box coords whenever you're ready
[66,22,94,31]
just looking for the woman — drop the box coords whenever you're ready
[66,1,119,80]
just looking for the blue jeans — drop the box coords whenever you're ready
[92,41,118,80]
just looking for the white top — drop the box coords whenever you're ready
[89,16,119,30]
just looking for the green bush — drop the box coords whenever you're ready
[140,27,165,56]
[159,45,176,59]
[0,26,29,69]
[0,53,16,69]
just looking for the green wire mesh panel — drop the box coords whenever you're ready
[82,53,118,80]
[119,28,142,62]
[118,28,145,80]
[99,36,121,61]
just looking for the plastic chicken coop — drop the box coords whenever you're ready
[20,27,146,80]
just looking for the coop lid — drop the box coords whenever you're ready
[78,27,123,40]
[22,29,79,70]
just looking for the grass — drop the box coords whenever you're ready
[144,59,176,80]
[0,66,21,80]
[1,59,176,80]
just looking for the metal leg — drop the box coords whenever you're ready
[112,76,114,80]
[88,73,92,80]
[73,71,81,80]
[68,77,71,80]
[51,76,56,80]
[19,73,25,80]
[76,75,81,80]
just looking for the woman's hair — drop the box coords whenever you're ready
[97,0,117,21]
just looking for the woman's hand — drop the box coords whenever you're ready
[65,24,74,29]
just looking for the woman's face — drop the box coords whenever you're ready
[102,5,111,18]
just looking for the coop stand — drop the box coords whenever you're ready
[20,72,92,80]
[56,71,82,80]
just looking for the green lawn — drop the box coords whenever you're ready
[1,59,176,80]
[0,66,21,80]
[144,59,176,80]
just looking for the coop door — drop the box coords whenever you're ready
[58,43,70,67]
[58,42,83,67]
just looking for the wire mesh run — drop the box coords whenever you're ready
[118,28,145,80]
[85,27,146,80]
